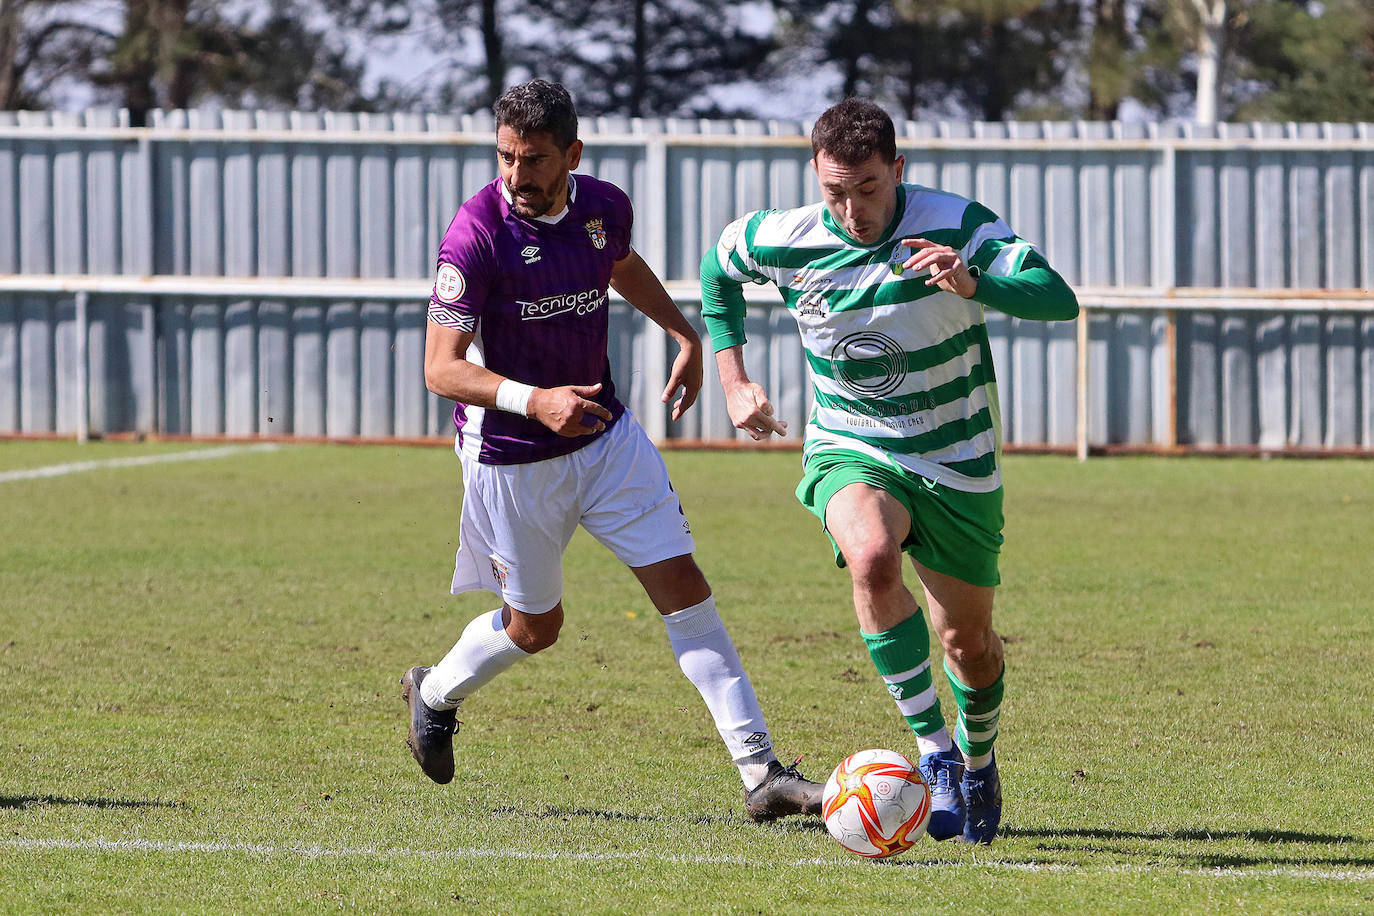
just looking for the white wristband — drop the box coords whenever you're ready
[494,379,535,416]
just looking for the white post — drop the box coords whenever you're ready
[640,134,670,442]
[75,289,89,444]
[1076,306,1090,462]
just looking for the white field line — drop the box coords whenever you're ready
[0,444,282,483]
[2,838,1371,882]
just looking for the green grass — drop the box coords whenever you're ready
[1,440,1371,913]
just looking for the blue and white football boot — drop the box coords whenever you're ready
[917,747,966,840]
[960,752,1002,844]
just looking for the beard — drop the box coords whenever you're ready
[506,174,566,218]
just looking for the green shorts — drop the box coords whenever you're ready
[795,448,1005,587]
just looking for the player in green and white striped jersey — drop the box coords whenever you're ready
[700,98,1077,844]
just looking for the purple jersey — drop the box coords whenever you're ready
[428,174,631,465]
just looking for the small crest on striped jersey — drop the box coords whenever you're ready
[584,218,607,249]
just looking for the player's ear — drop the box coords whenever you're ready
[566,139,584,171]
[893,154,905,183]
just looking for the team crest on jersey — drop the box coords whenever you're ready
[794,277,831,323]
[890,245,908,275]
[584,218,607,249]
[435,263,465,303]
[796,289,829,321]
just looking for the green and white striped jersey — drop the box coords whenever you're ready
[701,183,1068,493]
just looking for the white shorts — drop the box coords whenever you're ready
[449,411,696,614]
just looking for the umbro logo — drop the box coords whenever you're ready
[887,683,904,700]
[521,245,541,265]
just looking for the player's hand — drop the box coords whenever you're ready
[900,237,978,298]
[662,340,703,421]
[725,381,787,440]
[528,383,614,437]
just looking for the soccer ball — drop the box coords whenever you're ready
[822,749,931,858]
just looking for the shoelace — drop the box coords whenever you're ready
[423,710,458,738]
[779,755,808,782]
[924,759,960,791]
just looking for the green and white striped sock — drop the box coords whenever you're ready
[946,661,1004,770]
[861,610,953,755]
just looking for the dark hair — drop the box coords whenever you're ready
[811,98,897,165]
[493,80,579,150]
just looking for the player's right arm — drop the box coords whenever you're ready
[423,321,612,437]
[700,214,787,440]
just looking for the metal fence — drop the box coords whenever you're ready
[0,109,1371,453]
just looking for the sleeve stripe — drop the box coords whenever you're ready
[428,303,476,332]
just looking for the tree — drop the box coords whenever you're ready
[92,0,392,121]
[1170,0,1234,123]
[535,0,775,117]
[0,0,113,109]
[1231,0,1374,121]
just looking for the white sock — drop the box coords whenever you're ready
[736,751,780,792]
[915,727,956,758]
[661,595,774,787]
[964,749,993,770]
[420,608,529,710]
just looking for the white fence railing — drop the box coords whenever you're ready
[1,274,1369,455]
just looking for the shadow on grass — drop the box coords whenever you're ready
[491,805,830,831]
[492,805,666,824]
[990,826,1374,871]
[0,795,187,811]
[1004,826,1357,845]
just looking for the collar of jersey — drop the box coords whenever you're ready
[820,183,907,248]
[500,174,578,225]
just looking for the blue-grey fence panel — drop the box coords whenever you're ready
[1,114,1373,451]
[19,298,53,432]
[52,297,79,433]
[0,299,15,429]
[256,113,291,278]
[326,302,359,437]
[392,301,427,438]
[258,299,291,435]
[359,301,394,437]
[291,303,325,436]
[158,301,188,434]
[1176,309,1374,449]
[88,300,155,435]
[1364,316,1374,445]
[190,301,223,435]
[0,115,15,275]
[224,298,256,434]
[290,116,327,277]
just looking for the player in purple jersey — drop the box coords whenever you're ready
[399,80,821,822]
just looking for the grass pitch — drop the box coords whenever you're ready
[1,440,1371,914]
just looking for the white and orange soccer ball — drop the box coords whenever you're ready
[822,749,932,858]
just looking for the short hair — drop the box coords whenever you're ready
[811,98,897,166]
[494,80,579,150]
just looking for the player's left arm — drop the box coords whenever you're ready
[610,248,703,421]
[902,236,1078,321]
[901,198,1077,320]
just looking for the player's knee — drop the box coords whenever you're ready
[507,605,563,653]
[846,542,905,597]
[940,626,999,670]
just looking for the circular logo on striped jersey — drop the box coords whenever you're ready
[830,332,907,399]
